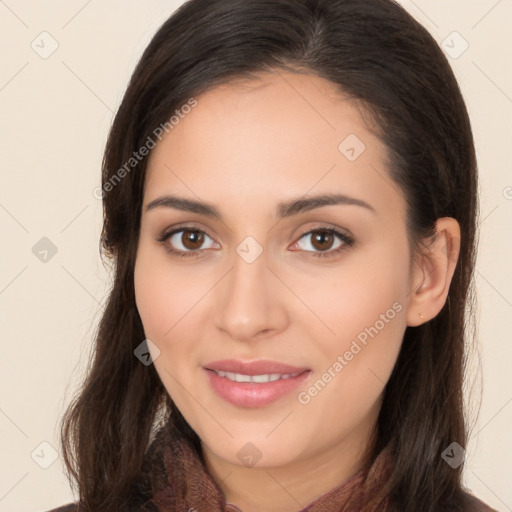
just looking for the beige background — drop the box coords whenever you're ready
[0,1,510,511]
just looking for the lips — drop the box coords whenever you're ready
[202,359,312,408]
[204,359,310,376]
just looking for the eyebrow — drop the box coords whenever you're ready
[145,193,376,219]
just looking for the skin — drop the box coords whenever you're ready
[134,70,460,512]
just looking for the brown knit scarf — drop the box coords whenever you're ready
[48,420,497,512]
[139,420,393,512]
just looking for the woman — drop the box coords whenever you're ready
[47,0,497,510]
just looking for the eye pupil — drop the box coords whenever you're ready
[182,230,204,250]
[312,231,333,251]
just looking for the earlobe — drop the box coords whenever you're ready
[406,217,461,327]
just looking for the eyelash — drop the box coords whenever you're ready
[155,224,355,260]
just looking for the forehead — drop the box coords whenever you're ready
[143,70,405,219]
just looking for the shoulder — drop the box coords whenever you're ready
[43,502,79,512]
[463,491,498,512]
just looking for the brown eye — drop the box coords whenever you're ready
[158,227,218,257]
[296,229,344,253]
[292,227,355,259]
[181,230,205,250]
[310,231,335,251]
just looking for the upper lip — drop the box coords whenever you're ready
[204,359,310,376]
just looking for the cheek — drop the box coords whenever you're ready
[134,248,201,404]
[134,261,171,340]
[294,240,409,397]
[134,245,202,342]
[294,276,407,440]
[294,242,409,344]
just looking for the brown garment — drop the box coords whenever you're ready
[46,421,498,512]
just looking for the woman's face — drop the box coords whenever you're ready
[134,71,415,472]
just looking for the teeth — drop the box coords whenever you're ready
[215,370,301,383]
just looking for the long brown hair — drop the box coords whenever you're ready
[60,0,479,510]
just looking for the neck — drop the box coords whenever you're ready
[201,420,378,512]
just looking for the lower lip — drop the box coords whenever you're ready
[203,368,311,408]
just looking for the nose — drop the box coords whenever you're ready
[213,245,288,343]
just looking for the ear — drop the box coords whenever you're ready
[406,217,461,327]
